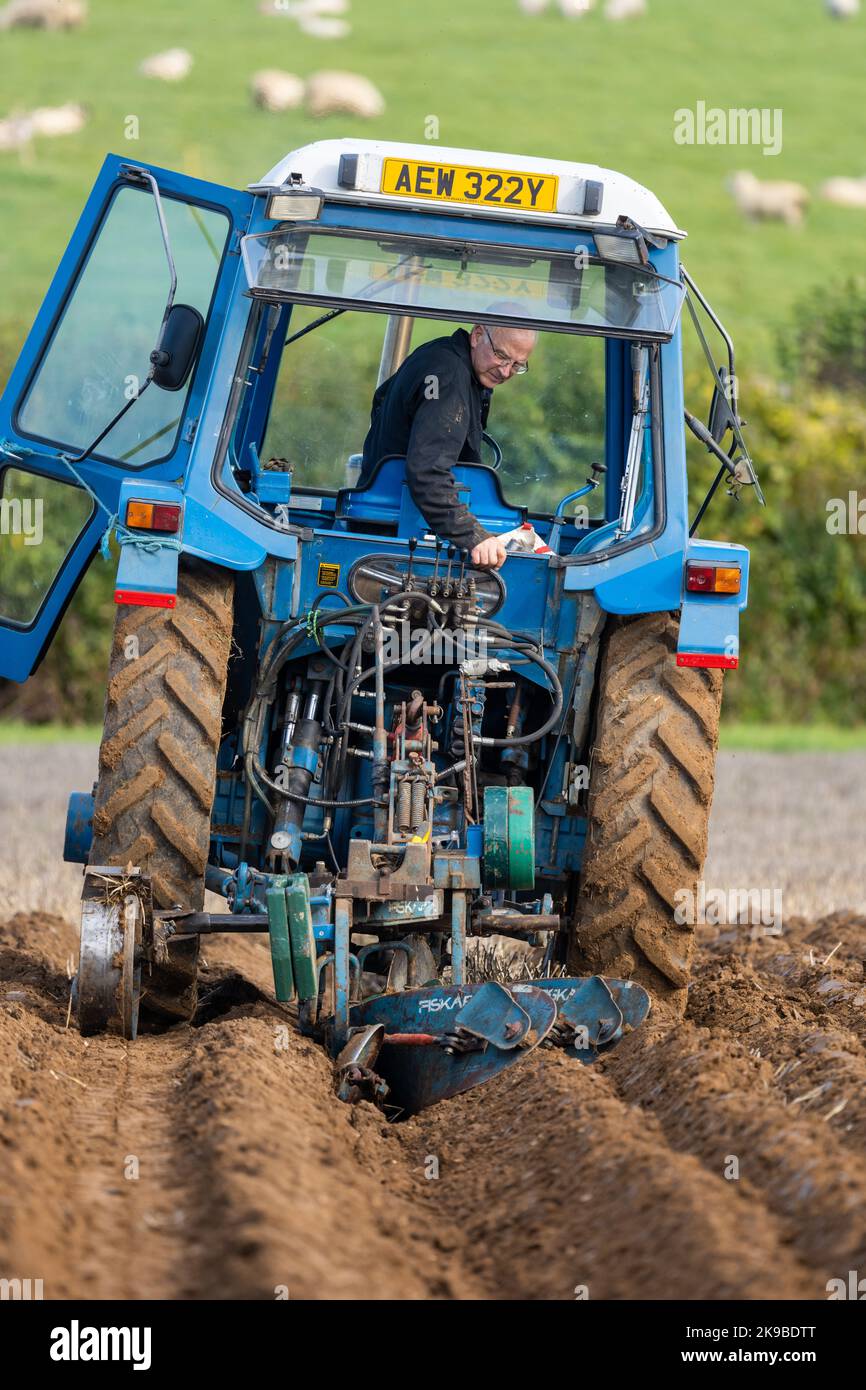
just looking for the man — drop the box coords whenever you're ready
[360,317,538,569]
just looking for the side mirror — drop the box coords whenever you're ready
[150,303,204,391]
[708,365,736,443]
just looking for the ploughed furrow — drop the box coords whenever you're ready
[728,915,866,1047]
[573,614,723,1009]
[3,909,865,1301]
[170,1007,480,1299]
[0,917,479,1300]
[602,1017,866,1280]
[402,1049,818,1300]
[688,915,866,1155]
[0,924,197,1298]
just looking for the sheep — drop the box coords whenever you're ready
[0,114,32,152]
[28,101,87,137]
[559,0,594,14]
[298,14,350,36]
[820,176,866,207]
[0,0,86,30]
[251,70,305,113]
[293,0,350,12]
[825,0,860,17]
[604,0,646,17]
[0,101,85,152]
[516,0,551,13]
[727,170,809,226]
[259,0,350,15]
[306,70,385,119]
[139,48,193,82]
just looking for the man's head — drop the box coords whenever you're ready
[469,321,538,389]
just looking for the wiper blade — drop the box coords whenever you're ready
[285,307,345,347]
[283,253,423,346]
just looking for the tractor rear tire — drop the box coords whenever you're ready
[88,559,234,1023]
[569,612,723,1017]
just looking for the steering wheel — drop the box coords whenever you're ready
[482,430,503,471]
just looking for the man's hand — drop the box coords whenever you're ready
[470,535,508,570]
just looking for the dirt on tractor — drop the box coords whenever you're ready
[2,902,865,1301]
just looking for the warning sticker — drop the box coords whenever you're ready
[317,561,341,588]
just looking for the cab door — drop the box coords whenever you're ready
[0,154,256,681]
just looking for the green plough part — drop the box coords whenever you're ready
[483,785,535,890]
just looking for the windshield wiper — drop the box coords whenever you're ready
[284,306,346,347]
[283,252,425,347]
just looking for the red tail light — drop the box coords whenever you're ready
[686,562,741,595]
[125,500,182,533]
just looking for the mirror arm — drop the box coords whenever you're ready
[121,164,179,371]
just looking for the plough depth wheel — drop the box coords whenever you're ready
[77,872,143,1039]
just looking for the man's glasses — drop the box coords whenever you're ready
[482,326,530,375]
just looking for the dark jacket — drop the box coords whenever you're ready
[360,329,493,551]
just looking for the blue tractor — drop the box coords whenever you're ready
[0,140,760,1112]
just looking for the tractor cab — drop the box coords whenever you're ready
[235,139,687,564]
[0,138,751,684]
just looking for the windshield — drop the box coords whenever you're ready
[242,228,685,343]
[256,309,607,516]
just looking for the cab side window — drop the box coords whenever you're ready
[18,187,228,467]
[0,467,92,625]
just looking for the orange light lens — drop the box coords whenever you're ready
[126,500,154,529]
[714,567,741,594]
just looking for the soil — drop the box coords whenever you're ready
[2,906,864,1300]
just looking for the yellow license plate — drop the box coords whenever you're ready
[381,158,558,213]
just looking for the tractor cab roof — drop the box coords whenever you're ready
[249,138,685,242]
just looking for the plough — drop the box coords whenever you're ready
[76,843,649,1115]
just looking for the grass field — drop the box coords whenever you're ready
[1,1,863,732]
[0,0,864,373]
[3,718,866,752]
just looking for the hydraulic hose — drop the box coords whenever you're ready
[471,645,563,747]
[252,756,375,808]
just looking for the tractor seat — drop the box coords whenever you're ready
[334,455,525,540]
